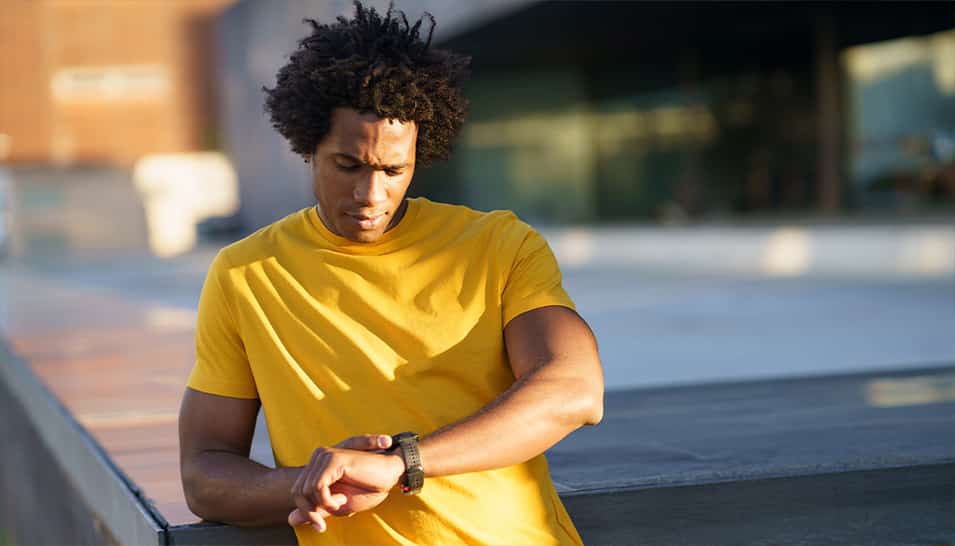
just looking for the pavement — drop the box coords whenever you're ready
[3,240,953,393]
[1,166,953,391]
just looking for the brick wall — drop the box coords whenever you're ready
[0,0,234,165]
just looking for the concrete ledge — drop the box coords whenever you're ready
[164,462,955,546]
[3,329,953,545]
[167,365,955,545]
[561,462,955,546]
[0,337,165,546]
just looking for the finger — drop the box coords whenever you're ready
[316,460,346,512]
[290,508,326,534]
[304,466,322,511]
[335,434,392,451]
[288,506,332,527]
[288,509,307,527]
[307,451,340,515]
[302,450,327,508]
[329,492,348,514]
[319,480,341,512]
[293,468,328,529]
[290,464,307,503]
[295,449,321,506]
[309,512,327,533]
[292,492,325,529]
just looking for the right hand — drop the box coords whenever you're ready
[288,434,395,532]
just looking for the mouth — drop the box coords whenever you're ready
[345,211,387,230]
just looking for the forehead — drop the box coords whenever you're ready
[324,107,417,161]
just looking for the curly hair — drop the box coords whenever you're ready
[263,2,470,167]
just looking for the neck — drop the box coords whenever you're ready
[386,199,409,232]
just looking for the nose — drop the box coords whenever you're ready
[353,170,388,207]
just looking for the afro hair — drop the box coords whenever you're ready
[263,1,471,167]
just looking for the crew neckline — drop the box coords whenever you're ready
[306,198,422,255]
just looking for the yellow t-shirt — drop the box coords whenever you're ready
[188,197,583,546]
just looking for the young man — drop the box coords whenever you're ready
[178,3,603,545]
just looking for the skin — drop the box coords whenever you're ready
[309,108,417,244]
[179,107,605,534]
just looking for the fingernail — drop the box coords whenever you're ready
[378,435,389,448]
[311,523,324,533]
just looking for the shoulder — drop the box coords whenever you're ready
[215,207,312,268]
[413,197,533,243]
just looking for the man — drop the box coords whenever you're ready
[178,3,603,545]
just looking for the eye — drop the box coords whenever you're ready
[336,162,360,172]
[385,169,404,177]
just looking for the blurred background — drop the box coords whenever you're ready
[0,0,953,389]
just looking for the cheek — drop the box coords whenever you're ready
[315,172,349,200]
[394,174,414,195]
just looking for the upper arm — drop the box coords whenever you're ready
[188,251,258,399]
[500,223,576,327]
[503,305,602,383]
[179,387,260,463]
[498,221,598,382]
[503,306,604,425]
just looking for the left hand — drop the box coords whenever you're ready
[289,440,405,532]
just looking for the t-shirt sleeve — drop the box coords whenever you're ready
[501,224,577,327]
[187,250,258,399]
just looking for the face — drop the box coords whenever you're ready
[310,108,417,243]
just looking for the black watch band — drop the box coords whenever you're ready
[389,431,424,495]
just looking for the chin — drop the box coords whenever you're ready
[345,228,385,244]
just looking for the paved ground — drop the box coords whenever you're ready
[563,266,954,389]
[4,243,952,391]
[2,167,952,390]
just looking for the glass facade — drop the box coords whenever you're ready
[414,21,954,224]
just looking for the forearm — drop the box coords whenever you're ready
[418,359,602,478]
[182,450,300,527]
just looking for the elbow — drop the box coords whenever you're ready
[582,385,604,426]
[577,360,604,426]
[181,462,220,523]
[182,471,209,520]
[582,365,605,425]
[563,378,603,427]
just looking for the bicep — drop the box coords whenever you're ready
[503,305,601,382]
[179,387,260,460]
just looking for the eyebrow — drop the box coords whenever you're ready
[334,153,408,171]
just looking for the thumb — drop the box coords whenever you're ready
[335,434,392,451]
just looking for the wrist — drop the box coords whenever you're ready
[388,431,424,495]
[385,452,406,484]
[281,465,308,510]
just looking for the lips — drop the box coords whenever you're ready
[346,211,386,229]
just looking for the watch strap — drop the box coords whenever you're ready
[390,432,424,495]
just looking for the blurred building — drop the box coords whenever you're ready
[0,0,235,165]
[0,0,243,259]
[217,1,954,230]
[3,1,950,232]
[428,2,955,223]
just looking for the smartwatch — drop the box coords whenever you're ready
[389,431,424,495]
